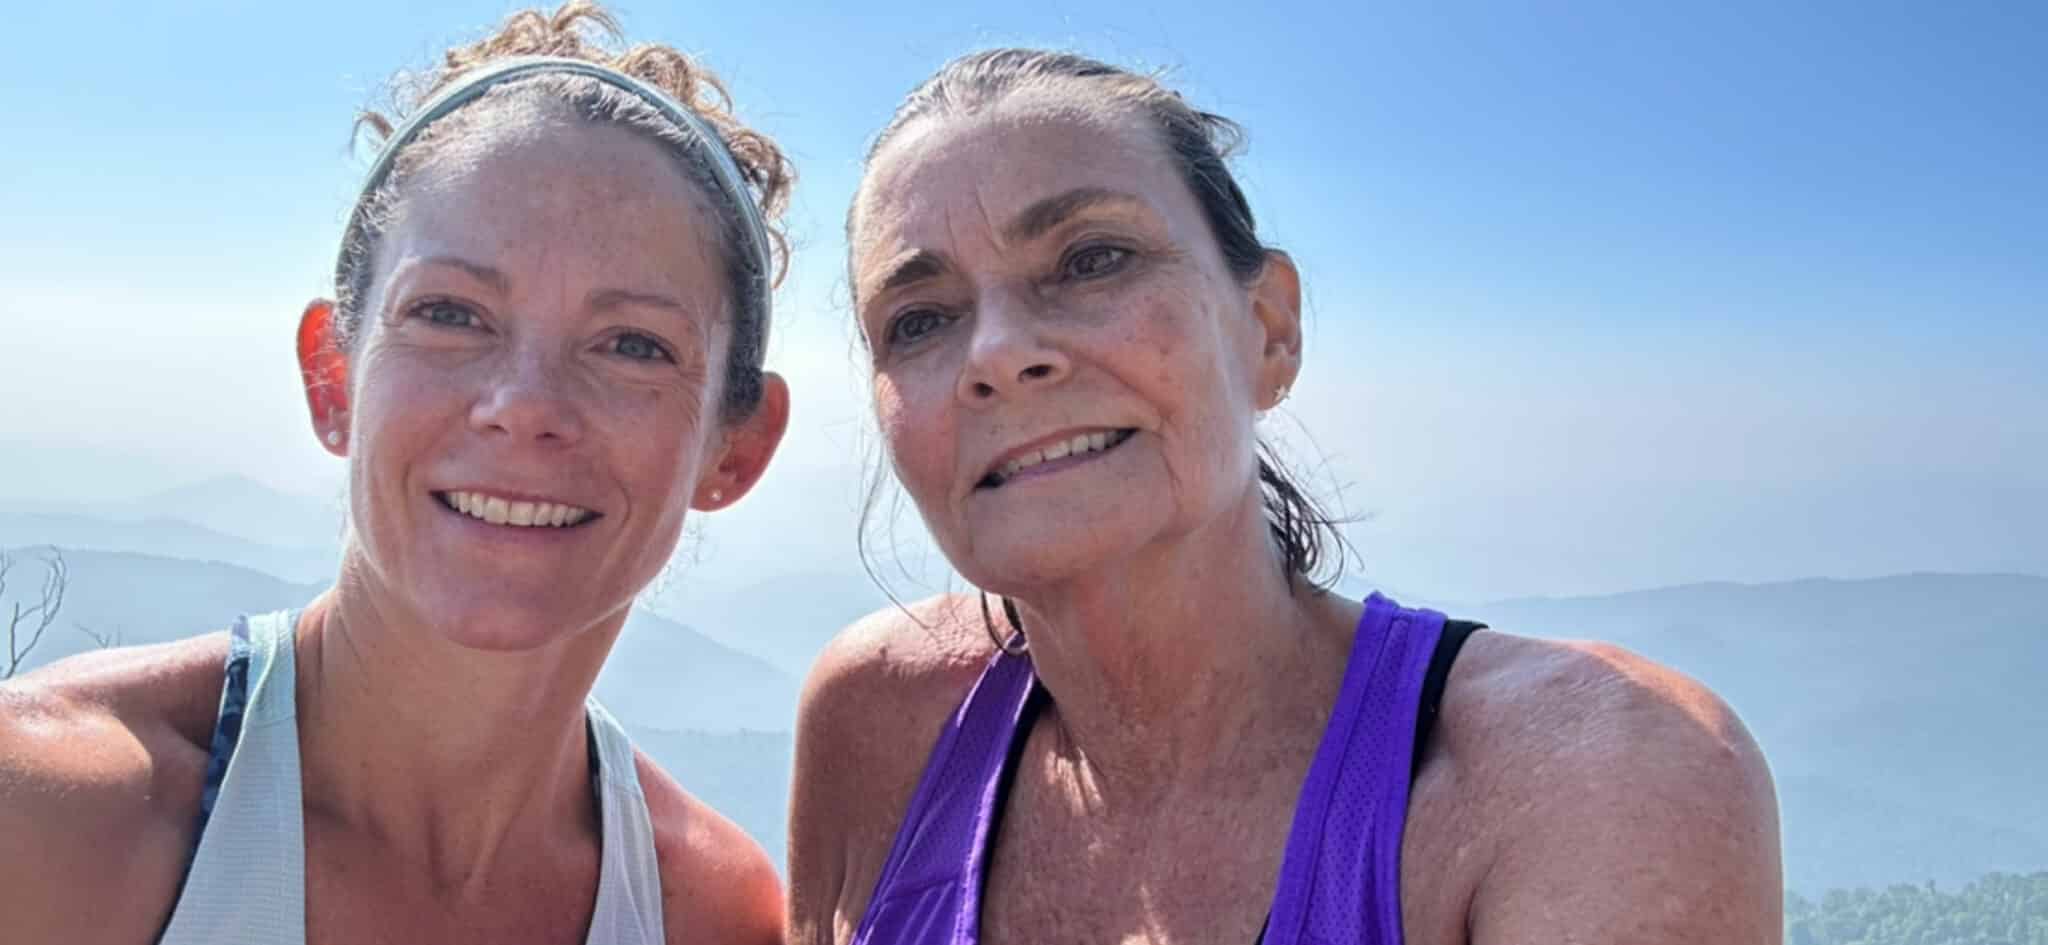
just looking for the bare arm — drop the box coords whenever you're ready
[0,640,221,945]
[637,752,786,945]
[786,596,991,945]
[784,659,858,945]
[1463,641,1782,944]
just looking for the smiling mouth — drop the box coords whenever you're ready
[977,428,1137,489]
[433,490,601,529]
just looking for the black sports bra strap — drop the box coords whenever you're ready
[1411,618,1485,777]
[158,621,254,945]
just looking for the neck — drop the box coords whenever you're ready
[290,552,620,892]
[1009,491,1362,809]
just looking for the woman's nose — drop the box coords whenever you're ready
[957,294,1070,404]
[468,351,585,446]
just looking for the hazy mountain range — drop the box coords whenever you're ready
[3,474,2043,891]
[0,473,344,583]
[8,547,797,735]
[1480,576,2048,893]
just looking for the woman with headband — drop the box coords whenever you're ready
[787,50,1782,944]
[0,5,789,943]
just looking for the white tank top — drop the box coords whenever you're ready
[156,610,669,944]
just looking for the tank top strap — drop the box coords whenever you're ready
[1263,593,1446,945]
[582,697,669,945]
[190,616,254,843]
[850,648,1039,945]
[156,610,308,945]
[162,614,670,945]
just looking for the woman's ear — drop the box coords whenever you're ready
[692,371,792,511]
[297,300,353,457]
[1251,250,1304,410]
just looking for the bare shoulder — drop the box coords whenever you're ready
[795,592,998,819]
[634,753,783,945]
[0,634,230,944]
[786,593,998,945]
[802,592,995,727]
[1439,632,1762,756]
[1436,630,1781,943]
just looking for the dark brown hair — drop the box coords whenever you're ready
[337,1,793,421]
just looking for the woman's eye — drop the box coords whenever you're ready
[611,332,673,362]
[886,309,951,348]
[412,299,481,329]
[1062,245,1132,281]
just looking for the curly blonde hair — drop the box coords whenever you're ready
[337,1,794,420]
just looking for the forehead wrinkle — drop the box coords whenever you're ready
[854,103,1170,303]
[1001,187,1148,245]
[970,176,1004,254]
[396,142,728,313]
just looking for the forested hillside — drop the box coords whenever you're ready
[1788,873,2048,945]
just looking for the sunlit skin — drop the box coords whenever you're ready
[788,88,1781,945]
[0,116,789,945]
[852,95,1301,596]
[847,90,1339,805]
[321,121,750,654]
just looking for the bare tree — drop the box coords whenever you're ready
[74,621,122,650]
[2,546,68,681]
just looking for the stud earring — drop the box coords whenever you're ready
[709,489,723,503]
[1272,385,1290,405]
[326,430,343,447]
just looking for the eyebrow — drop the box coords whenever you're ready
[420,255,508,292]
[869,249,949,298]
[590,287,695,318]
[864,188,1148,299]
[420,255,692,318]
[1002,187,1147,244]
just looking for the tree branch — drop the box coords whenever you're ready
[75,620,120,650]
[3,547,68,680]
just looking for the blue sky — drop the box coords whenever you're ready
[2,0,2042,602]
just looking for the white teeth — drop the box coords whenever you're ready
[993,431,1126,482]
[442,491,593,528]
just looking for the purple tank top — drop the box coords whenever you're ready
[850,593,1449,945]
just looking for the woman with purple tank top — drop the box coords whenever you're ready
[789,50,1783,945]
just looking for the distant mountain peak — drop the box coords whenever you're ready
[1480,570,2048,609]
[116,475,345,554]
[139,473,331,506]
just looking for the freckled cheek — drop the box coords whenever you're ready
[1107,295,1250,479]
[585,382,675,430]
[875,378,955,499]
[349,358,469,464]
[592,386,707,487]
[1101,297,1206,406]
